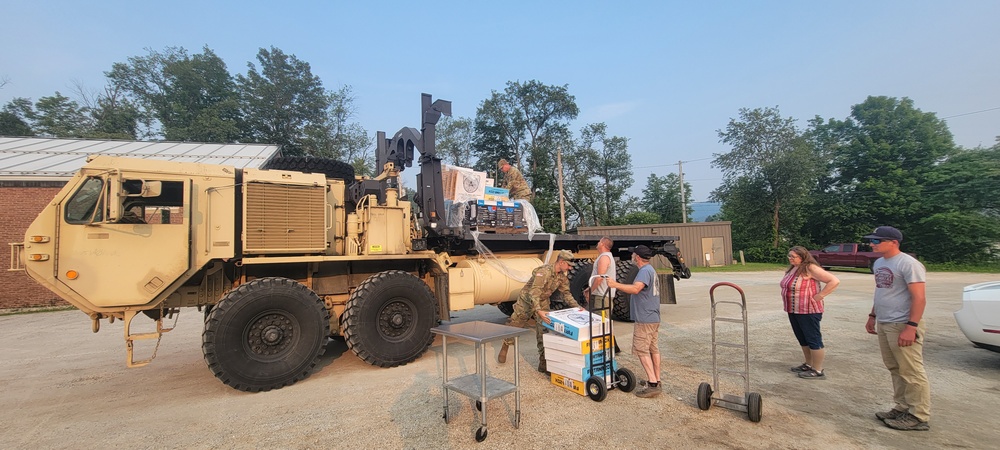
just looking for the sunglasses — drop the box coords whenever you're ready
[869,238,894,244]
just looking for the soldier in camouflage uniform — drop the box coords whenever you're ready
[498,158,532,201]
[498,249,580,373]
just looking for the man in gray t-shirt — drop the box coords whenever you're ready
[608,245,662,398]
[863,226,930,431]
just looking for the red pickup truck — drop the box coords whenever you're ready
[809,243,883,273]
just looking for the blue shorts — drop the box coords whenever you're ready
[788,313,824,350]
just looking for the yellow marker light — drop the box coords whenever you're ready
[29,236,51,243]
[28,254,50,261]
[65,270,79,280]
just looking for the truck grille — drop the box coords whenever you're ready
[244,183,327,254]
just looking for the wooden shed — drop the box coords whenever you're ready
[577,222,733,268]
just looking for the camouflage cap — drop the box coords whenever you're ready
[497,158,509,168]
[556,249,574,262]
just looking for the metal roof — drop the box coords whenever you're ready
[0,137,281,180]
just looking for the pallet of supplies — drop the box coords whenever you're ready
[542,333,614,355]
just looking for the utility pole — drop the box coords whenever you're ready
[557,145,567,233]
[679,160,687,223]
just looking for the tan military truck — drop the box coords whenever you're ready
[11,94,690,391]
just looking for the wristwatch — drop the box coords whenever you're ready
[906,321,918,327]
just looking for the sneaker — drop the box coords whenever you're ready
[884,412,929,431]
[790,363,812,373]
[798,368,825,379]
[635,383,662,398]
[875,408,908,421]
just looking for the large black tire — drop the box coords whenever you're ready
[612,260,638,322]
[568,261,593,308]
[262,156,356,183]
[342,270,439,367]
[202,277,329,392]
[497,301,515,316]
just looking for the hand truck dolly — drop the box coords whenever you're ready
[583,280,636,401]
[696,282,763,422]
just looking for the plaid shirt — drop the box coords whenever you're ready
[780,268,824,314]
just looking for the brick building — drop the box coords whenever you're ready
[0,137,279,310]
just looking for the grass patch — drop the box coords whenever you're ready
[924,262,1000,273]
[0,305,77,316]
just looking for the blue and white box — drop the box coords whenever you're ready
[542,308,610,341]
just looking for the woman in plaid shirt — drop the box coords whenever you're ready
[781,246,840,379]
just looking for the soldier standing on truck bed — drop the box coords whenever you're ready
[498,158,532,201]
[497,250,580,374]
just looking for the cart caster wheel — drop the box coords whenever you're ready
[475,400,482,411]
[615,367,636,393]
[586,375,607,402]
[747,392,762,422]
[475,427,488,442]
[697,382,713,411]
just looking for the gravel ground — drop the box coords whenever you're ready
[1,270,998,449]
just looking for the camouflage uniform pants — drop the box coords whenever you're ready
[503,299,548,363]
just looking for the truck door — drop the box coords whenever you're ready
[55,175,191,308]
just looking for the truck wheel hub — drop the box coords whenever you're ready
[247,313,293,356]
[379,300,413,339]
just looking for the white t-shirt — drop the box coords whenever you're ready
[589,251,616,299]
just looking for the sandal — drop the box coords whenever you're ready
[798,368,825,379]
[790,363,812,373]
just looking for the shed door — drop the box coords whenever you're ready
[701,237,725,267]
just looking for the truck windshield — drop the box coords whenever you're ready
[65,176,106,224]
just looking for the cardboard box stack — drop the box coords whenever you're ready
[542,308,617,395]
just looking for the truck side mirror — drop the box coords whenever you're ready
[141,181,162,197]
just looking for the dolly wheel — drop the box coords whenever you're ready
[616,367,636,393]
[475,400,482,411]
[586,375,608,402]
[747,392,763,422]
[697,382,713,410]
[475,427,488,442]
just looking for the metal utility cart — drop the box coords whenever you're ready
[696,282,763,422]
[583,287,636,401]
[432,321,532,442]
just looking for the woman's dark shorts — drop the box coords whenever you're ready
[788,313,824,350]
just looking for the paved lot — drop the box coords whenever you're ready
[1,270,998,449]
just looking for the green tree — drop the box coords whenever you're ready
[804,96,958,254]
[0,97,34,136]
[563,123,635,226]
[106,46,241,141]
[472,80,579,232]
[33,92,91,137]
[642,173,693,223]
[237,46,329,155]
[304,86,372,175]
[436,115,474,167]
[713,106,817,248]
[908,143,1000,262]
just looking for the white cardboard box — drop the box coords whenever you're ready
[542,308,611,341]
[542,333,614,355]
[545,347,609,367]
[547,359,618,382]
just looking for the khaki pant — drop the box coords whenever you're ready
[503,300,547,363]
[877,321,931,422]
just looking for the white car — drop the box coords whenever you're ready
[954,281,1000,353]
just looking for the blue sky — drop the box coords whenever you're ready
[2,1,998,205]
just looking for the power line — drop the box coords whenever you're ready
[941,106,1000,120]
[635,157,713,169]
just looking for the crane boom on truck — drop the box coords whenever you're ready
[11,93,691,391]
